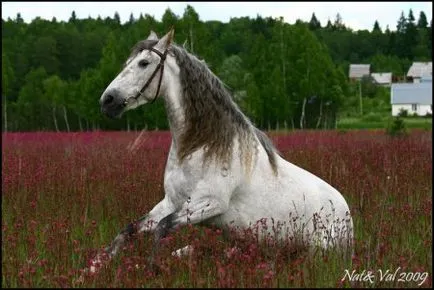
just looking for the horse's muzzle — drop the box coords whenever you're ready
[101,107,123,119]
[100,89,126,119]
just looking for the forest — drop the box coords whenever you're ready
[1,6,432,131]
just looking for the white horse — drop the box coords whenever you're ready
[91,28,353,273]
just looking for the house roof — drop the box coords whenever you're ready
[371,72,392,84]
[349,64,370,78]
[407,62,432,78]
[391,82,432,105]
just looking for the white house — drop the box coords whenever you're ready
[391,80,432,116]
[421,75,432,83]
[349,64,370,80]
[371,72,392,86]
[407,62,432,83]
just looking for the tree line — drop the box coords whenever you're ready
[2,6,431,131]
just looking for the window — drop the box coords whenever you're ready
[412,104,417,111]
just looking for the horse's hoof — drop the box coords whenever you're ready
[171,245,194,257]
[146,258,162,275]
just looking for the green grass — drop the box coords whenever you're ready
[338,116,432,130]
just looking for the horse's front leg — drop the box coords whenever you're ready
[152,196,230,258]
[85,197,174,274]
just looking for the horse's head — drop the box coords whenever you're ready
[100,29,177,119]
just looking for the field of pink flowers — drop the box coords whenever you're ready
[2,130,432,287]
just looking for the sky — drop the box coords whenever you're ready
[1,2,432,31]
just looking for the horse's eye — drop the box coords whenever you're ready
[138,60,149,68]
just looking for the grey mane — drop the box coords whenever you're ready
[129,38,278,174]
[170,44,279,174]
[253,127,278,173]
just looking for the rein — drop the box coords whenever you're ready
[124,47,168,106]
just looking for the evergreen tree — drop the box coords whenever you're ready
[404,9,418,59]
[69,11,77,23]
[333,13,345,31]
[114,12,121,25]
[417,11,428,28]
[15,12,24,24]
[372,20,381,33]
[408,9,415,24]
[128,13,135,25]
[413,11,430,60]
[325,19,333,29]
[308,13,321,30]
[396,11,407,33]
[395,11,408,58]
[371,20,385,55]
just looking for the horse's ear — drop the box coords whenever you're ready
[146,30,158,41]
[155,27,175,51]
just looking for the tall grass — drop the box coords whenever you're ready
[2,130,432,287]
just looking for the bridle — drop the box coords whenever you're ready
[123,46,169,106]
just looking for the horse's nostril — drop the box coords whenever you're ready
[103,94,114,106]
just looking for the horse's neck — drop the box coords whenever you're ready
[162,82,184,147]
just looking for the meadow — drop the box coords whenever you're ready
[337,116,433,130]
[2,129,432,288]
